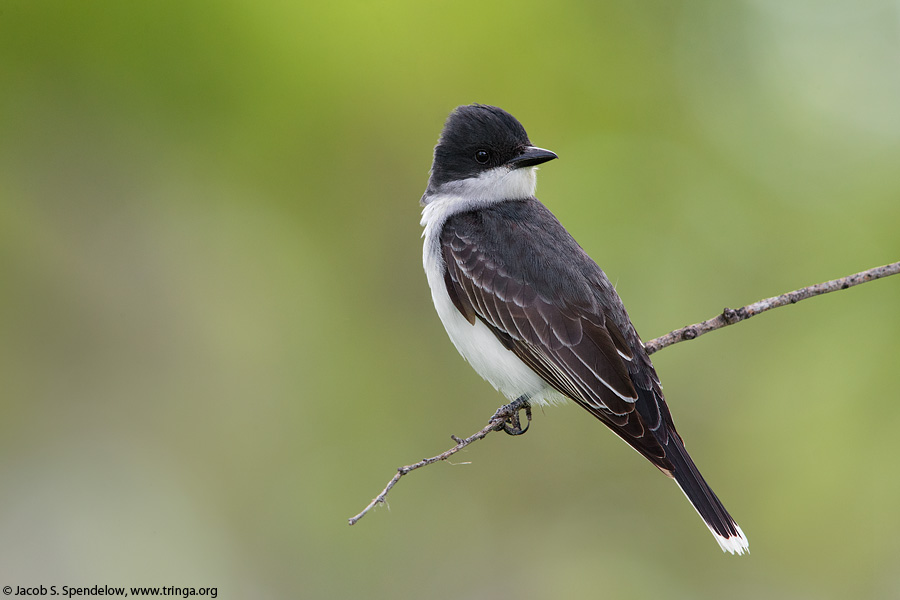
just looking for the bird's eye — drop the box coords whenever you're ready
[474,149,490,164]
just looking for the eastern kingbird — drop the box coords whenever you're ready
[419,104,749,555]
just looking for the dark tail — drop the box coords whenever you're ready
[665,433,749,555]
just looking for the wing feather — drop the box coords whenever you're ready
[441,201,675,471]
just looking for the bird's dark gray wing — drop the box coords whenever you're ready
[441,199,677,468]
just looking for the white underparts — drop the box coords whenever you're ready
[421,166,564,406]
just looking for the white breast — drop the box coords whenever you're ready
[420,173,564,406]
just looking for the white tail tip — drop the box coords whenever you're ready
[712,522,749,555]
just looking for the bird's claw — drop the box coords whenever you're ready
[492,396,532,436]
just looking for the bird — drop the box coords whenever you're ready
[419,104,748,555]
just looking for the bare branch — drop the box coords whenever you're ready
[349,260,899,526]
[348,400,527,525]
[643,261,900,355]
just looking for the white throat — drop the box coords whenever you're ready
[420,165,540,237]
[426,165,538,205]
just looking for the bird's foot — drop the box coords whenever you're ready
[491,395,532,436]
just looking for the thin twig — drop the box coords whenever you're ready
[643,260,900,355]
[349,261,899,526]
[348,401,524,525]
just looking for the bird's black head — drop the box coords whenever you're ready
[425,104,557,194]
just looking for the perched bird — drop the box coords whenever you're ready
[419,104,748,554]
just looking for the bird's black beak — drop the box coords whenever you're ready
[507,146,558,169]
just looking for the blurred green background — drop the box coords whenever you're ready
[1,1,899,598]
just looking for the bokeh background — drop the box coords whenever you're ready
[2,1,899,598]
